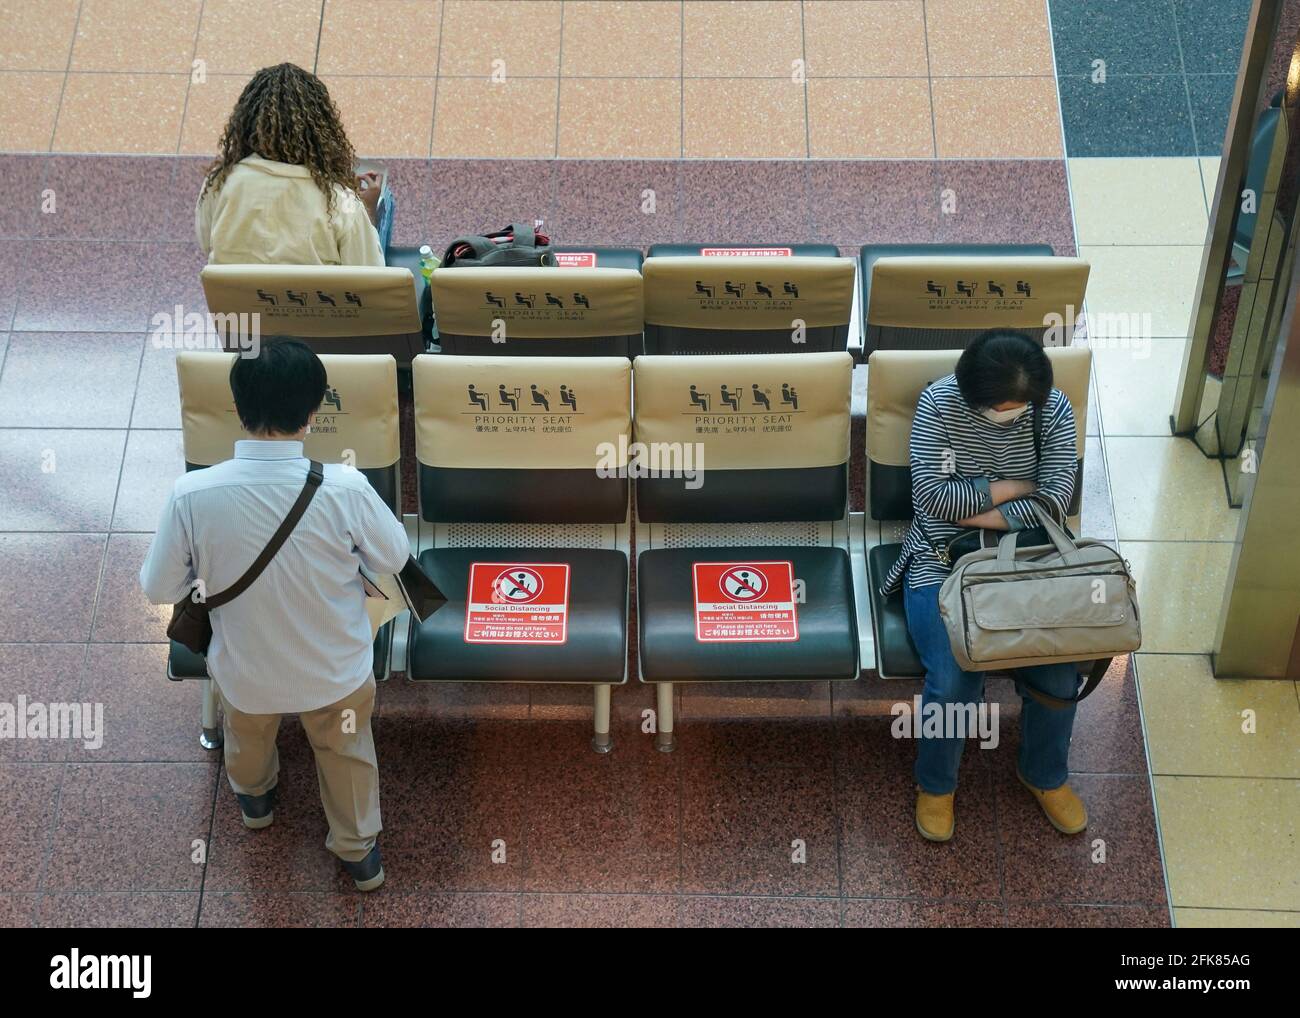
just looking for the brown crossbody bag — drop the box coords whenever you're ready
[167,461,324,655]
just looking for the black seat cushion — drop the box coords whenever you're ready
[167,640,209,680]
[408,547,628,683]
[637,545,858,683]
[866,543,923,678]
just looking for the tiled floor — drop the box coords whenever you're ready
[0,0,1296,928]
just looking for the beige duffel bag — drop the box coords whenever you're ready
[937,502,1141,705]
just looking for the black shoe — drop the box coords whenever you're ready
[342,845,385,892]
[235,786,275,830]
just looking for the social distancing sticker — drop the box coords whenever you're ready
[700,247,793,257]
[692,561,798,643]
[555,251,597,268]
[465,562,570,645]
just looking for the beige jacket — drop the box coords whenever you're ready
[196,155,384,267]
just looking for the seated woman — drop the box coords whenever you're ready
[881,329,1086,843]
[197,63,386,267]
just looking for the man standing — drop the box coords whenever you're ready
[140,340,409,891]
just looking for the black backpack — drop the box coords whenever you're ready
[441,223,556,268]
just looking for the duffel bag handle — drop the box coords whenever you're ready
[503,222,535,248]
[995,505,1081,565]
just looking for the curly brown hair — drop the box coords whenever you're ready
[201,63,357,214]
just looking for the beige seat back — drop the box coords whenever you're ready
[413,354,632,524]
[200,264,423,365]
[643,256,854,354]
[431,268,643,357]
[865,256,1089,354]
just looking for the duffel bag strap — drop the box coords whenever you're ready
[1015,657,1111,710]
[501,222,536,248]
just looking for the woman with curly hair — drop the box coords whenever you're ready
[197,63,387,266]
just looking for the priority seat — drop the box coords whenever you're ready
[859,244,1090,355]
[864,346,1093,679]
[642,255,855,354]
[633,351,859,747]
[201,263,429,367]
[170,351,406,744]
[430,267,643,356]
[406,354,633,751]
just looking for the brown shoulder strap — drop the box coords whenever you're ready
[203,460,324,609]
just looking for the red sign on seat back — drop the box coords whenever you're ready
[465,562,571,644]
[554,251,597,268]
[691,561,798,642]
[699,247,793,257]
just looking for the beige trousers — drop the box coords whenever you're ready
[216,676,381,863]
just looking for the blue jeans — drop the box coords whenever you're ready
[903,580,1078,795]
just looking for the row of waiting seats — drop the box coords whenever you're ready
[199,243,1090,364]
[167,345,1093,752]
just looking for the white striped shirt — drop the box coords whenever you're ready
[882,374,1077,592]
[139,441,410,714]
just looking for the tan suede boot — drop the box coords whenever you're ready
[915,788,955,842]
[1018,771,1088,834]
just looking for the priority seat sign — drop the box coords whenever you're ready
[692,561,798,643]
[466,563,570,644]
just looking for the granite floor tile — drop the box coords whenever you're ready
[1187,73,1237,156]
[677,160,812,246]
[1005,902,1170,927]
[111,430,184,532]
[1079,244,1205,339]
[0,155,46,238]
[527,681,655,726]
[679,721,838,896]
[677,894,840,928]
[317,0,444,77]
[682,79,808,159]
[1057,75,1196,157]
[432,79,559,159]
[0,72,67,153]
[377,675,531,722]
[0,240,31,329]
[382,159,438,250]
[0,429,127,532]
[1155,775,1300,910]
[1069,157,1209,245]
[808,161,939,247]
[75,643,210,763]
[161,158,212,243]
[0,0,79,72]
[935,159,1075,254]
[1091,338,1188,436]
[1173,0,1252,75]
[365,718,529,892]
[1080,437,1117,542]
[43,762,215,891]
[36,891,201,928]
[807,79,935,159]
[521,722,678,894]
[561,0,682,77]
[1138,655,1300,778]
[926,0,1055,77]
[1049,0,1184,76]
[1107,437,1239,540]
[69,0,201,73]
[680,680,831,720]
[91,533,172,643]
[521,892,678,928]
[0,533,105,643]
[38,156,181,242]
[198,891,361,928]
[192,0,323,76]
[842,898,1004,928]
[324,76,437,159]
[361,891,520,928]
[0,894,39,927]
[998,772,1166,905]
[551,161,683,248]
[1120,540,1233,653]
[0,332,143,428]
[558,78,681,160]
[803,0,929,77]
[1175,906,1300,928]
[0,643,87,762]
[53,73,188,155]
[0,763,63,891]
[837,715,1002,900]
[147,242,213,325]
[438,0,562,76]
[931,77,1063,159]
[179,75,250,156]
[682,0,803,77]
[14,242,159,332]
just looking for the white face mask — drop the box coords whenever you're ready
[981,404,1029,425]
